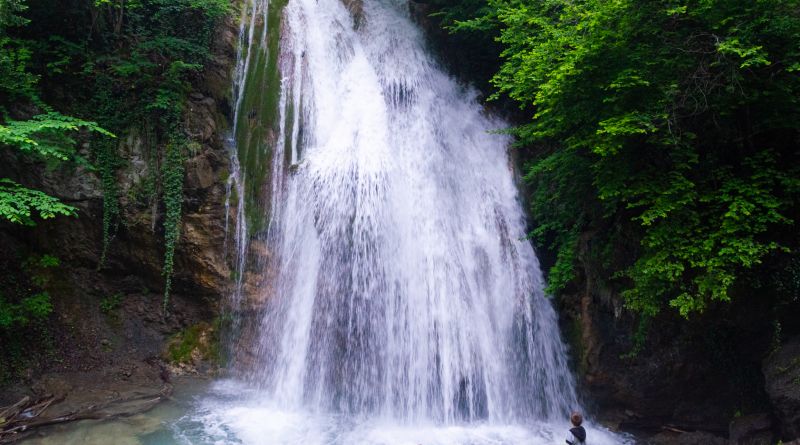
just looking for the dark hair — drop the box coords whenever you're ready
[570,412,583,426]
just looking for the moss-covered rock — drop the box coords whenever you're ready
[164,321,221,372]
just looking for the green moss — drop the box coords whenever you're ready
[166,320,221,365]
[234,0,290,237]
[99,293,124,314]
[565,314,587,375]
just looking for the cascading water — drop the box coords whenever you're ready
[202,0,630,443]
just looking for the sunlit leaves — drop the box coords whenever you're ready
[0,112,113,225]
[717,38,771,68]
[0,112,113,161]
[0,179,76,225]
[457,0,800,318]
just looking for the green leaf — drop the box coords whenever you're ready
[0,178,77,225]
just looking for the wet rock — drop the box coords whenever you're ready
[185,154,216,190]
[0,3,237,391]
[555,231,779,434]
[340,0,364,28]
[763,336,800,439]
[162,322,220,377]
[185,97,219,142]
[249,238,271,262]
[31,375,73,399]
[647,431,727,445]
[729,413,774,445]
[177,210,231,296]
[204,15,238,114]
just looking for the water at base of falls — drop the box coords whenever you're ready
[220,0,633,441]
[15,0,635,440]
[17,378,633,445]
[19,379,631,445]
[16,0,619,441]
[178,381,630,445]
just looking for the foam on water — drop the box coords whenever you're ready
[18,0,635,437]
[181,381,630,445]
[217,0,633,443]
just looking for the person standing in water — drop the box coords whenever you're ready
[566,411,587,444]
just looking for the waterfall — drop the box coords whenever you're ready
[209,0,628,443]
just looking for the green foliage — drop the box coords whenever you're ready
[0,179,76,225]
[4,0,230,303]
[1,112,112,161]
[0,0,29,30]
[99,292,123,313]
[0,292,51,328]
[455,0,800,317]
[0,255,59,329]
[0,0,229,380]
[74,0,227,297]
[166,320,220,364]
[83,0,231,127]
[0,110,113,229]
[22,253,59,287]
[0,110,112,226]
[0,36,38,102]
[95,139,120,267]
[1,4,114,228]
[27,254,59,268]
[0,254,59,382]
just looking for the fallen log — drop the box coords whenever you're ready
[0,384,172,443]
[0,396,31,425]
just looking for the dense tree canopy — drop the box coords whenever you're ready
[1,2,113,226]
[440,0,800,320]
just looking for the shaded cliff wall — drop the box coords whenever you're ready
[0,9,239,384]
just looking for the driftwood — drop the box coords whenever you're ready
[0,384,172,443]
[661,425,691,434]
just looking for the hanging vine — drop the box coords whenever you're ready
[95,138,120,267]
[161,136,185,315]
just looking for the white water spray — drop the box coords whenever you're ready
[211,0,630,443]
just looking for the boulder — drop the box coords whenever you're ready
[763,337,800,439]
[648,431,727,445]
[31,375,73,399]
[729,413,774,445]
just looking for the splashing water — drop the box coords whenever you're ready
[213,0,632,443]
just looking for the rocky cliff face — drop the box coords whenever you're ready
[0,13,239,388]
[558,242,800,443]
[764,337,800,439]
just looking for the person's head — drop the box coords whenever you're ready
[570,411,583,427]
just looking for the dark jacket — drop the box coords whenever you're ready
[566,425,586,444]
